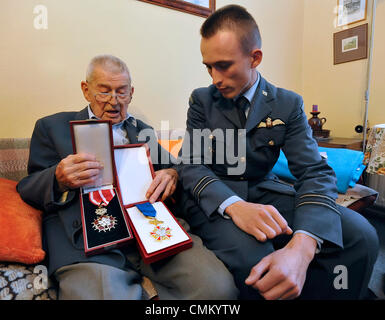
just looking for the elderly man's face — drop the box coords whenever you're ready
[81,66,134,124]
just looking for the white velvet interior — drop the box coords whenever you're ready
[126,202,189,254]
[114,146,153,205]
[73,122,114,188]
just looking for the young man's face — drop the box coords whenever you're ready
[200,30,262,99]
[81,66,134,124]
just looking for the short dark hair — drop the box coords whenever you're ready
[200,4,262,53]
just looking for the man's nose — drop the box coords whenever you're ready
[211,69,222,87]
[109,94,119,106]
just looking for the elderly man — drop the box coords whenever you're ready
[17,54,237,300]
[177,5,379,300]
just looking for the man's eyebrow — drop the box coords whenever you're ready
[96,83,111,89]
[96,84,129,90]
[203,60,232,66]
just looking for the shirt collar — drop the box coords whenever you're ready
[87,105,136,127]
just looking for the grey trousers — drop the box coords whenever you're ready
[54,221,239,300]
[181,191,379,299]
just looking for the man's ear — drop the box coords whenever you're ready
[81,81,92,102]
[251,49,263,69]
[128,86,135,104]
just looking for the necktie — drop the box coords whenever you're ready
[235,96,248,128]
[123,118,138,144]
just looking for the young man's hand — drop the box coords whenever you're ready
[225,201,293,241]
[245,232,317,300]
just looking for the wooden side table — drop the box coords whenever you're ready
[316,137,363,151]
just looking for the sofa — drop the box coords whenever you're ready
[0,137,380,300]
[0,138,157,300]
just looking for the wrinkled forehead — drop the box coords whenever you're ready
[90,66,131,88]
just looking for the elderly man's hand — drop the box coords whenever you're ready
[146,168,178,203]
[55,153,104,192]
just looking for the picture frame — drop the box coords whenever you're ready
[333,23,368,65]
[337,0,367,27]
[138,0,215,18]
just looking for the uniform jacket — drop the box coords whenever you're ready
[177,76,343,248]
[17,107,173,274]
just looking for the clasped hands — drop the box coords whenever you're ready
[55,153,178,202]
[225,200,317,300]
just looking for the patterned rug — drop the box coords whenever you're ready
[0,263,57,300]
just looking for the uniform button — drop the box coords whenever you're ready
[72,220,81,229]
[240,177,244,180]
[268,140,275,146]
[209,134,214,140]
[240,156,246,163]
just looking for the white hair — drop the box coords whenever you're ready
[86,54,131,83]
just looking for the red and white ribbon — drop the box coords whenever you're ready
[89,189,115,207]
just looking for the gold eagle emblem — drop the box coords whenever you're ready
[257,117,285,129]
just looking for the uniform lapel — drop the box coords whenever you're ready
[245,77,275,133]
[212,90,243,128]
[212,77,276,130]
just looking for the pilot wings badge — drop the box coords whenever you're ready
[257,117,285,129]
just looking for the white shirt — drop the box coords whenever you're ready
[87,105,136,146]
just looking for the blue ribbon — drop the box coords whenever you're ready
[135,202,156,218]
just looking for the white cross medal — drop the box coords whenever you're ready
[135,202,172,242]
[89,189,118,232]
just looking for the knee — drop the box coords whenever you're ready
[356,217,379,263]
[193,265,239,299]
[342,208,380,264]
[170,237,239,299]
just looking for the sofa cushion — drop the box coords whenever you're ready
[0,178,45,264]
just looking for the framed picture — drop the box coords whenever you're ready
[138,0,215,18]
[337,0,367,27]
[333,23,368,64]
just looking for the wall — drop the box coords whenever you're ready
[0,0,304,138]
[229,0,305,94]
[369,0,385,126]
[302,0,385,138]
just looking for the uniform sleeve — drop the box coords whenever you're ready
[176,90,238,217]
[282,99,343,248]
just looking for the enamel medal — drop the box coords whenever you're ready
[89,189,118,232]
[135,202,172,242]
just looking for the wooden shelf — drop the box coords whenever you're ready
[316,137,363,151]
